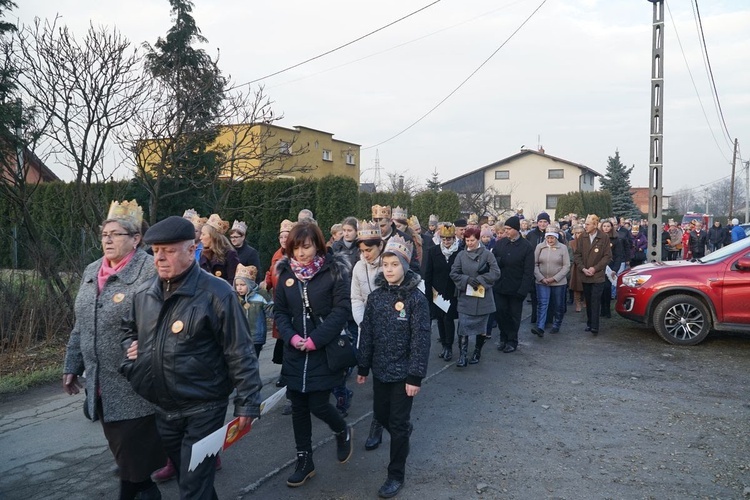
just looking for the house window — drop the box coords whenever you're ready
[495,170,510,180]
[322,149,332,161]
[279,141,291,155]
[548,169,564,179]
[345,152,356,165]
[493,195,511,210]
[546,195,560,209]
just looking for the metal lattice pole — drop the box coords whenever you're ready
[647,0,664,261]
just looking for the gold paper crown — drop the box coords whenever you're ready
[205,214,230,234]
[371,204,391,219]
[428,214,439,224]
[439,224,456,238]
[384,235,413,264]
[468,213,479,225]
[231,220,247,235]
[392,206,408,221]
[279,219,295,234]
[106,200,143,227]
[357,220,381,240]
[408,215,421,233]
[235,263,258,281]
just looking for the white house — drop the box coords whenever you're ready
[441,148,602,221]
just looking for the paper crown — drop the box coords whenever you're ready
[356,220,380,240]
[439,224,456,238]
[279,219,295,234]
[428,214,439,224]
[205,214,230,234]
[235,264,258,281]
[107,200,143,227]
[383,235,413,264]
[371,204,391,219]
[408,215,421,232]
[392,206,408,221]
[231,220,247,235]
[468,213,479,225]
[487,214,496,223]
[182,208,198,220]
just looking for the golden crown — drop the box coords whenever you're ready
[205,214,229,234]
[408,215,421,232]
[392,206,408,221]
[384,235,413,264]
[371,204,391,220]
[231,220,247,235]
[468,213,479,225]
[279,219,295,234]
[357,220,381,240]
[106,200,143,226]
[235,264,258,281]
[439,224,456,238]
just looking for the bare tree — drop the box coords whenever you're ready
[385,171,421,195]
[669,187,699,215]
[12,17,149,230]
[458,186,517,219]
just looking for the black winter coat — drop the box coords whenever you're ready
[492,237,534,297]
[120,262,262,419]
[274,254,352,393]
[708,225,724,245]
[357,271,431,386]
[608,234,627,271]
[424,244,458,319]
[331,239,360,269]
[235,241,262,275]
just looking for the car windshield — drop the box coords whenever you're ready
[698,236,750,263]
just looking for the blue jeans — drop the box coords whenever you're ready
[536,284,567,330]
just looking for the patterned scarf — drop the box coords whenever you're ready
[289,255,325,281]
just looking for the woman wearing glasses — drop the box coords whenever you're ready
[63,201,165,500]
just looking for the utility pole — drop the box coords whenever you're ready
[646,0,664,261]
[745,160,749,223]
[729,138,738,219]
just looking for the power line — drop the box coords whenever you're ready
[225,0,443,91]
[691,0,733,145]
[664,1,731,163]
[363,0,549,150]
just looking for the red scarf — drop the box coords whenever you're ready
[97,249,136,293]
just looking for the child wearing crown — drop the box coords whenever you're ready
[356,235,430,499]
[234,264,273,357]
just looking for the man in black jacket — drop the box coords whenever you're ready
[492,216,535,352]
[121,216,262,500]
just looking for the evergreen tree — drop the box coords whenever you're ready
[426,168,441,192]
[599,150,639,219]
[0,0,20,144]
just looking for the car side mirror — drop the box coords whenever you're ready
[736,256,750,271]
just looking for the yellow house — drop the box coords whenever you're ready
[138,123,360,182]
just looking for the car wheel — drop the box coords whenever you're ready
[653,294,712,346]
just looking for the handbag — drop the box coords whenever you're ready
[298,282,357,372]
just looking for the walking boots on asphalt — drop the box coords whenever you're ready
[456,335,469,367]
[469,335,486,364]
[287,451,315,487]
[365,419,383,450]
[443,345,453,361]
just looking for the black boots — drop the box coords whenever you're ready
[443,346,453,361]
[335,426,353,463]
[287,451,315,487]
[469,335,486,364]
[456,336,469,367]
[365,419,383,450]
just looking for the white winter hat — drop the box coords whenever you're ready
[732,218,739,226]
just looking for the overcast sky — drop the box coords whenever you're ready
[12,0,750,197]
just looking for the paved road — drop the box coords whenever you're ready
[1,303,749,499]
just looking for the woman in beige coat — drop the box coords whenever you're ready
[532,227,571,336]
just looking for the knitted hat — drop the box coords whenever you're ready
[480,228,493,238]
[383,235,412,271]
[537,212,551,223]
[505,216,521,231]
[732,218,739,226]
[454,218,467,228]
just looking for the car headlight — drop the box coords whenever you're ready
[622,274,651,287]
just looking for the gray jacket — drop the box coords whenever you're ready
[450,246,501,316]
[64,249,157,422]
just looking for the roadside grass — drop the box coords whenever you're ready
[0,340,67,395]
[0,365,61,394]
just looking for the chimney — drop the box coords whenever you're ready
[538,145,545,154]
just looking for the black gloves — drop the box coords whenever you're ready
[468,277,482,289]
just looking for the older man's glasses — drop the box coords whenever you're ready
[101,232,130,240]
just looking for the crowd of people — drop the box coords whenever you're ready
[62,200,747,499]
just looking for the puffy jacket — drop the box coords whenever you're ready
[273,254,352,393]
[357,271,431,386]
[120,262,262,419]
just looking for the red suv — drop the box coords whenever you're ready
[616,237,750,345]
